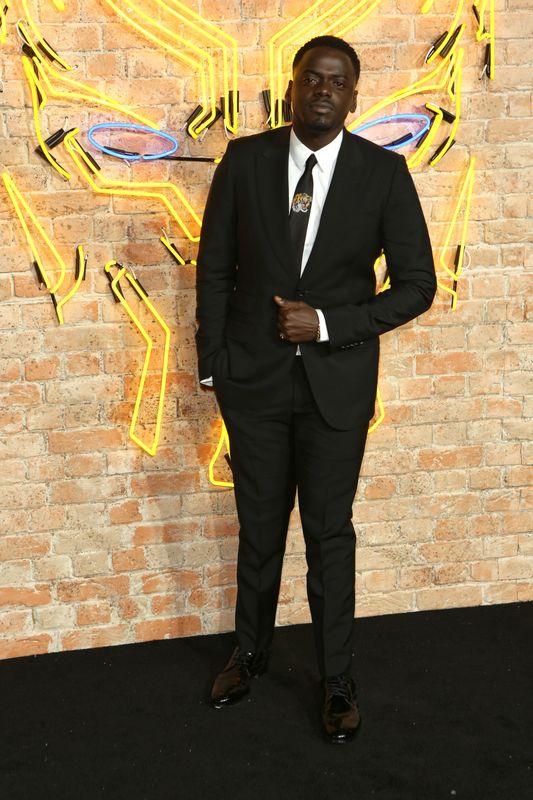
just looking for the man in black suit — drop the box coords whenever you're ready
[196,35,436,743]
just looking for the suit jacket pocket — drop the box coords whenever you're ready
[224,316,255,342]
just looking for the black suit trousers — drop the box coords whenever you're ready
[217,357,368,678]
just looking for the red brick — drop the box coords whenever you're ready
[110,500,142,524]
[203,516,238,539]
[0,535,50,560]
[0,383,41,407]
[0,411,24,434]
[418,447,483,470]
[415,352,482,375]
[135,616,201,642]
[61,625,130,652]
[0,610,33,636]
[118,597,146,620]
[48,429,123,454]
[435,516,468,541]
[112,548,147,572]
[416,586,482,611]
[0,359,22,381]
[65,353,101,377]
[0,635,52,659]
[130,472,198,496]
[25,357,60,381]
[50,476,127,504]
[363,477,397,500]
[57,576,130,602]
[65,454,106,478]
[77,603,112,626]
[0,586,51,607]
[31,507,67,533]
[133,521,202,545]
[141,570,201,594]
[151,594,187,614]
[207,564,237,588]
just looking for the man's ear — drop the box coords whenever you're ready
[285,80,293,105]
[350,89,358,115]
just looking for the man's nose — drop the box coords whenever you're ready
[314,80,331,96]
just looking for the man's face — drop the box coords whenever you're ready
[285,46,358,145]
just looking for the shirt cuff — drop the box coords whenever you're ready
[200,377,213,387]
[316,309,329,342]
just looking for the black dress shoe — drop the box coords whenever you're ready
[210,647,269,709]
[322,675,361,744]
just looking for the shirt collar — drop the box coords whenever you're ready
[289,128,344,173]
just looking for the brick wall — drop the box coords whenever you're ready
[0,0,531,659]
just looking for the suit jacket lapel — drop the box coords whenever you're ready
[255,126,296,275]
[300,129,366,287]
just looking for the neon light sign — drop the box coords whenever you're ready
[352,114,431,150]
[104,261,170,457]
[87,123,179,162]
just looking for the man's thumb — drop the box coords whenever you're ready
[273,295,285,306]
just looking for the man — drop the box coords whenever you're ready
[195,35,436,743]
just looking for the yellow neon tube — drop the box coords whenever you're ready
[160,234,197,266]
[473,0,495,79]
[144,0,218,138]
[437,157,475,311]
[348,43,461,132]
[161,235,186,265]
[407,103,444,169]
[421,0,435,11]
[428,48,463,167]
[364,256,390,434]
[22,56,71,181]
[32,50,158,129]
[20,2,72,70]
[48,0,66,10]
[101,0,215,139]
[0,2,9,46]
[156,0,239,135]
[55,245,86,325]
[208,420,233,488]
[368,388,384,434]
[2,171,67,296]
[269,0,382,129]
[426,0,464,64]
[63,130,201,242]
[105,261,170,457]
[373,254,390,294]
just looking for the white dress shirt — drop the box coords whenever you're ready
[289,128,344,346]
[201,128,343,384]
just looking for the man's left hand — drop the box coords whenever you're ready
[274,295,319,343]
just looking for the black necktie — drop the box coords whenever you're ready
[289,153,317,272]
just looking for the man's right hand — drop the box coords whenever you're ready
[274,295,319,343]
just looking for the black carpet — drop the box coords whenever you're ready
[1,602,531,799]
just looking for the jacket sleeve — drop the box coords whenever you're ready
[195,141,238,381]
[322,155,437,348]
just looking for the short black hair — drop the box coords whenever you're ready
[292,36,360,83]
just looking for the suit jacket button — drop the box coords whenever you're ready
[296,290,305,298]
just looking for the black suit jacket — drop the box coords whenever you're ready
[196,126,436,430]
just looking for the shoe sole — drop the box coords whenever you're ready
[209,668,268,709]
[325,718,362,744]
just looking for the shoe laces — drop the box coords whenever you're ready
[326,675,354,701]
